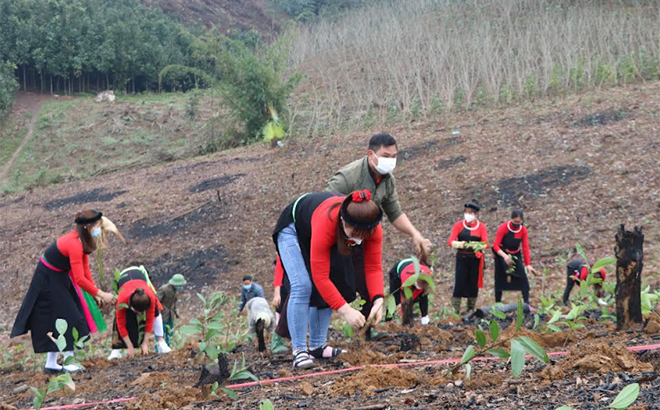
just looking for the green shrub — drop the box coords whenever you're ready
[211,35,302,145]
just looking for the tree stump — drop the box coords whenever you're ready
[401,295,414,326]
[256,319,266,352]
[615,225,644,331]
[195,353,230,387]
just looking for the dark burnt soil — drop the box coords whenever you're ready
[436,155,468,169]
[574,109,628,127]
[473,165,592,208]
[2,317,660,410]
[188,174,245,193]
[399,136,463,162]
[42,188,128,211]
[148,245,238,289]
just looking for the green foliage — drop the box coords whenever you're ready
[450,300,549,379]
[609,383,640,409]
[32,373,75,410]
[159,65,215,92]
[179,292,246,362]
[0,58,18,118]
[554,382,640,410]
[210,354,259,400]
[260,399,275,410]
[209,34,302,145]
[0,0,201,93]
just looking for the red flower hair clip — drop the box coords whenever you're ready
[351,189,372,203]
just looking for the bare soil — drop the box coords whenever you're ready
[1,81,660,409]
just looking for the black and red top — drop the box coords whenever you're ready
[492,222,531,266]
[115,280,159,339]
[398,261,431,301]
[273,192,384,310]
[568,258,607,281]
[41,230,99,296]
[447,220,489,287]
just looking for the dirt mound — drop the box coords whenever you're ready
[341,349,390,365]
[644,315,660,334]
[130,371,172,389]
[333,366,419,396]
[125,385,202,410]
[542,342,654,382]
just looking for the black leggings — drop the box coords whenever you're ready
[495,289,529,304]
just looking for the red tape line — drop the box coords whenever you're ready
[24,343,660,409]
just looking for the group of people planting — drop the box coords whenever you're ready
[266,133,605,369]
[10,211,187,372]
[9,132,606,373]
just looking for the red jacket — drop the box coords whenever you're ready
[57,231,99,295]
[310,197,384,310]
[116,280,158,338]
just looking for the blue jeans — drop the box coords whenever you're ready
[278,223,333,352]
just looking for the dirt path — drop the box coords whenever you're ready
[0,92,49,184]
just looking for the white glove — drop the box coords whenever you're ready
[451,241,465,249]
[420,316,430,326]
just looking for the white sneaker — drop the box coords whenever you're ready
[107,349,122,360]
[157,340,172,355]
[63,363,82,373]
[420,316,430,326]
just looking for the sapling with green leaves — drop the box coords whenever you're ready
[209,353,259,400]
[448,297,550,379]
[33,319,81,410]
[32,373,76,410]
[180,292,248,362]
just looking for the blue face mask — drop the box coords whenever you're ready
[91,227,102,238]
[242,284,252,291]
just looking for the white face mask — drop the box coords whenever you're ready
[343,221,363,245]
[464,213,476,223]
[349,237,363,245]
[372,156,396,175]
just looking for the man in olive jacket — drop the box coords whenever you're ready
[327,133,433,317]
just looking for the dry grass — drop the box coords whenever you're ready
[287,0,660,134]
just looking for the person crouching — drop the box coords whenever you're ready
[246,297,275,352]
[108,267,171,359]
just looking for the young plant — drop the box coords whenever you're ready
[180,292,246,362]
[33,319,79,410]
[554,382,640,409]
[210,353,259,400]
[32,373,75,410]
[449,297,549,378]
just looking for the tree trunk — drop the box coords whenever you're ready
[615,224,644,331]
[401,294,413,326]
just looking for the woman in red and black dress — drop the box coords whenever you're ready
[11,210,115,373]
[448,201,488,313]
[273,190,384,369]
[492,210,538,304]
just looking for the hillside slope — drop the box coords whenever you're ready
[1,82,660,329]
[143,0,281,33]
